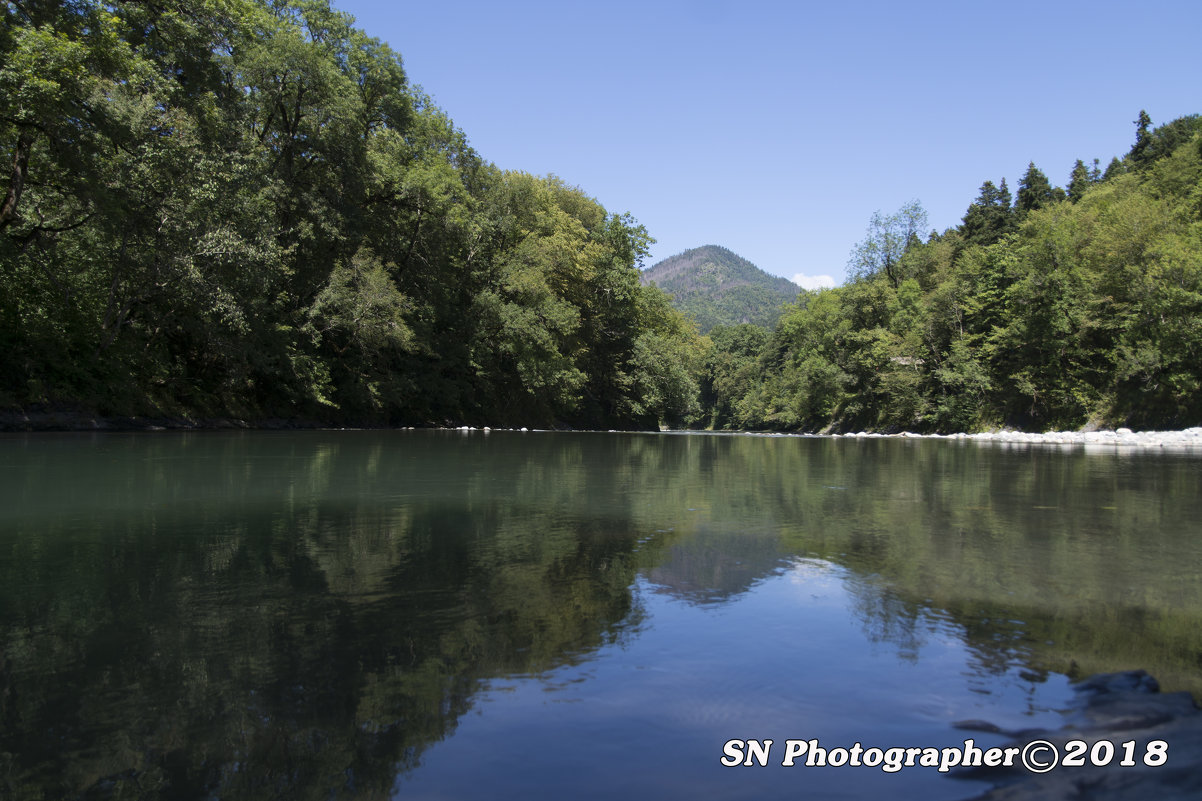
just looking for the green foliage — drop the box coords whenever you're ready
[0,0,707,429]
[1130,110,1154,165]
[847,200,928,287]
[700,114,1202,433]
[2,10,1196,437]
[1067,159,1093,203]
[622,286,706,427]
[1015,161,1061,215]
[960,179,1015,248]
[1134,113,1202,168]
[701,324,767,428]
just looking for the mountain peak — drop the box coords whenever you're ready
[640,246,800,333]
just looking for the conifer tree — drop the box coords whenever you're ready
[1067,160,1091,203]
[1016,162,1057,213]
[1130,109,1153,167]
[960,179,1015,247]
[998,177,1013,209]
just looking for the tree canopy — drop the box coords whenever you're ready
[2,6,1198,434]
[0,0,701,429]
[698,111,1202,432]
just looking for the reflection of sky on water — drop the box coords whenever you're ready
[394,560,1075,801]
[5,431,1200,800]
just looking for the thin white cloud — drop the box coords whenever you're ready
[791,273,837,291]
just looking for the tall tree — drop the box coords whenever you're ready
[1130,109,1153,167]
[1103,156,1126,181]
[1130,113,1202,168]
[960,179,1015,247]
[1016,162,1058,214]
[1067,159,1092,203]
[847,200,928,288]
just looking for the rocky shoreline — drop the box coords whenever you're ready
[4,407,1202,452]
[835,427,1202,450]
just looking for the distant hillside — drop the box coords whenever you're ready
[641,246,801,333]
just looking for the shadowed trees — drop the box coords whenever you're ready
[0,0,701,429]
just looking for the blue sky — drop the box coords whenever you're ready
[335,0,1201,288]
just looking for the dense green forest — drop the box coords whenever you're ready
[3,3,1200,433]
[0,0,703,429]
[640,245,800,333]
[701,114,1202,432]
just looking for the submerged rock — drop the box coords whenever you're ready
[955,670,1202,800]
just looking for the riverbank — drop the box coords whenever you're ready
[0,407,331,432]
[833,427,1202,450]
[4,406,1202,452]
[0,406,604,433]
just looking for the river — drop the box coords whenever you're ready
[1,430,1200,799]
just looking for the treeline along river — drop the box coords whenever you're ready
[1,430,1200,799]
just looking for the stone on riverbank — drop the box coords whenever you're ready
[842,428,1202,450]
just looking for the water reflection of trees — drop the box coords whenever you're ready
[0,432,646,799]
[2,431,1201,798]
[638,435,1202,696]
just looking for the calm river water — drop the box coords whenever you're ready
[1,430,1200,800]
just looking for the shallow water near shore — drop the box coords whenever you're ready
[2,430,1200,799]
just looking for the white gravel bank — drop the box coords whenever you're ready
[836,427,1202,450]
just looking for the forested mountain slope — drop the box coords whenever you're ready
[641,245,800,333]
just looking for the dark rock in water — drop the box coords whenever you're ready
[954,670,1202,800]
[1073,670,1161,695]
[953,719,1005,734]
